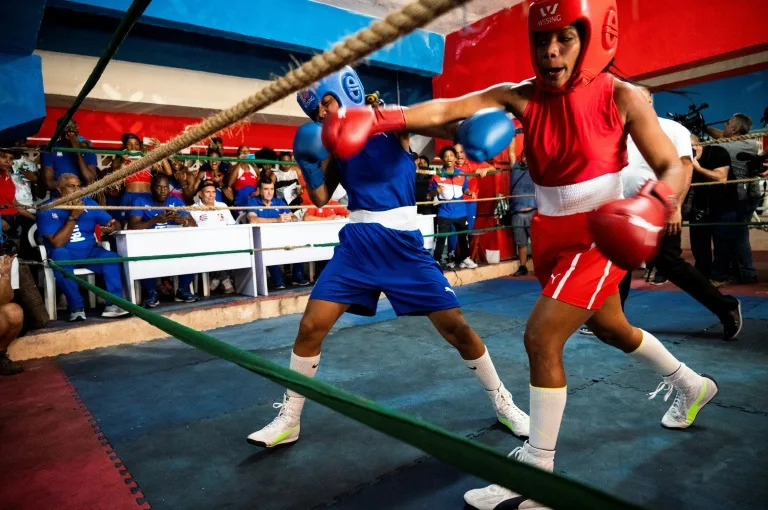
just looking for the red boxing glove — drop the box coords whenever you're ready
[321,106,406,160]
[588,180,678,270]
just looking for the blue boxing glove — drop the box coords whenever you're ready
[293,122,328,190]
[456,108,515,163]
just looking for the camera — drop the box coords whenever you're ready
[667,103,709,138]
[1,241,18,256]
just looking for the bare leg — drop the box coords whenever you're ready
[428,307,486,360]
[428,307,530,437]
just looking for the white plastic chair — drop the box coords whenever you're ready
[28,224,106,321]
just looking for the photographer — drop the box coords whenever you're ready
[708,114,760,285]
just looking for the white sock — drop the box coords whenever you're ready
[529,385,567,451]
[285,351,321,414]
[464,348,502,391]
[628,330,681,376]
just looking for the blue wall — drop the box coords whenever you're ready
[47,0,445,76]
[36,6,434,107]
[0,0,47,142]
[653,69,768,131]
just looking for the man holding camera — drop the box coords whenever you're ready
[703,114,760,285]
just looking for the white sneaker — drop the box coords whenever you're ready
[101,305,130,318]
[222,278,235,294]
[246,394,302,447]
[489,384,530,438]
[648,364,718,429]
[210,278,221,292]
[464,442,554,509]
[460,257,478,269]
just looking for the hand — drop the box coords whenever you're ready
[212,173,223,185]
[22,170,37,183]
[0,254,15,278]
[436,185,444,195]
[154,210,172,224]
[278,213,292,223]
[692,145,703,161]
[1,220,8,232]
[65,131,80,147]
[101,219,120,235]
[70,201,85,220]
[478,168,489,178]
[249,191,260,198]
[666,206,682,236]
[321,106,406,160]
[296,186,304,197]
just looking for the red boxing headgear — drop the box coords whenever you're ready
[528,0,619,91]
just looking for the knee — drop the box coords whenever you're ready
[523,328,561,364]
[1,303,24,329]
[296,314,331,344]
[441,316,474,346]
[591,324,635,350]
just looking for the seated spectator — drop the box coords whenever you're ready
[41,118,99,192]
[253,147,278,185]
[247,177,309,288]
[128,174,199,307]
[1,148,24,245]
[303,199,349,221]
[274,152,304,206]
[509,152,536,276]
[190,180,236,293]
[36,173,128,321]
[194,148,226,203]
[226,145,259,207]
[0,254,23,375]
[428,146,477,270]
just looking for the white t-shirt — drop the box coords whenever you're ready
[620,117,692,198]
[190,201,236,227]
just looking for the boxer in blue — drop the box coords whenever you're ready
[247,67,529,447]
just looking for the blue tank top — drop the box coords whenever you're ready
[509,163,537,212]
[337,133,415,212]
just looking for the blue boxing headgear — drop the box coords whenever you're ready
[296,66,365,119]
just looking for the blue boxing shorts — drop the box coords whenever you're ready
[310,222,460,316]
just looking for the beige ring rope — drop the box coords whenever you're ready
[42,0,473,211]
[698,133,766,145]
[40,194,530,211]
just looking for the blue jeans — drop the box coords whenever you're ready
[142,274,194,295]
[268,264,306,287]
[50,244,125,311]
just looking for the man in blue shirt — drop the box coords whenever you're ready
[247,178,309,288]
[36,173,128,321]
[509,152,537,277]
[40,118,99,194]
[128,174,199,307]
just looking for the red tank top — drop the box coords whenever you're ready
[233,165,258,191]
[521,73,627,187]
[125,168,152,184]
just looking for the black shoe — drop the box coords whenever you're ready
[0,352,23,376]
[720,299,742,341]
[513,266,528,277]
[650,273,668,286]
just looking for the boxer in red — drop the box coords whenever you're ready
[320,1,718,508]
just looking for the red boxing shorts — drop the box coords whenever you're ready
[530,212,626,310]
